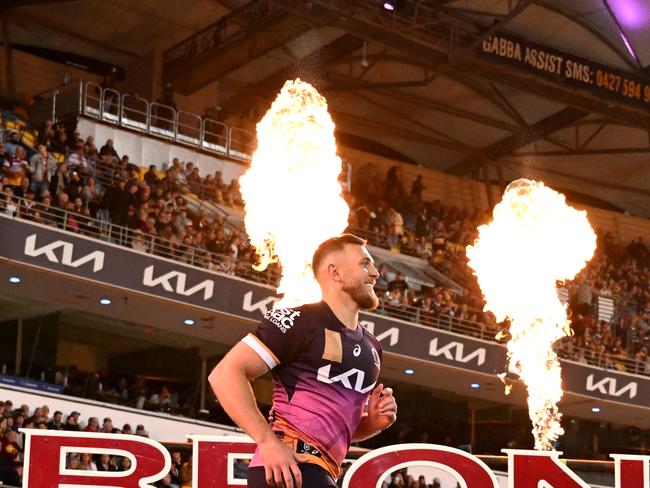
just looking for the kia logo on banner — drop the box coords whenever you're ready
[360,320,399,346]
[242,290,278,315]
[143,265,214,300]
[19,430,650,487]
[429,338,487,366]
[586,374,638,399]
[23,234,105,272]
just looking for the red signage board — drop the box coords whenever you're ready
[20,430,649,487]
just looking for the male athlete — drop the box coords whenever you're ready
[209,234,397,488]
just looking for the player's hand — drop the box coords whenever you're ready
[258,436,302,488]
[367,383,397,431]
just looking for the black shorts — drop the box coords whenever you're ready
[247,463,337,488]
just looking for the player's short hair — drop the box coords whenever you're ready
[312,234,367,277]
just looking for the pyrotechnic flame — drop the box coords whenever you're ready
[467,179,596,450]
[239,79,349,308]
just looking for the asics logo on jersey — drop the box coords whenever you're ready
[264,308,301,333]
[316,364,376,394]
[353,344,361,357]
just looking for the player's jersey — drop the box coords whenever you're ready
[242,301,382,478]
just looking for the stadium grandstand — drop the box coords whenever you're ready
[1,0,650,487]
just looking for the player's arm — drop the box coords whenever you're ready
[352,383,397,442]
[208,337,303,488]
[208,341,274,445]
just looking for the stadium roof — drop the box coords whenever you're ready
[6,0,650,216]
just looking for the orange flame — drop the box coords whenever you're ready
[467,179,596,450]
[239,79,349,308]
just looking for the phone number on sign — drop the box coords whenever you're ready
[595,69,650,102]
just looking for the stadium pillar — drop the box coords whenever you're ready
[482,162,495,208]
[496,163,506,194]
[469,402,476,449]
[199,355,208,411]
[14,319,22,376]
[1,11,16,100]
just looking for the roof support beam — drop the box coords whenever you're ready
[325,72,520,132]
[511,147,650,157]
[220,34,364,116]
[332,110,478,155]
[448,106,587,174]
[269,0,650,128]
[164,1,314,94]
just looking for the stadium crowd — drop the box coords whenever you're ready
[3,118,650,375]
[0,396,198,487]
[4,111,650,484]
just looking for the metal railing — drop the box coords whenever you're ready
[31,80,255,163]
[1,195,278,287]
[3,195,649,379]
[163,0,280,66]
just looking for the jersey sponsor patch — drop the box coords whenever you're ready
[264,308,301,333]
[322,329,343,363]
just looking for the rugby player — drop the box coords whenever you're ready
[209,234,397,487]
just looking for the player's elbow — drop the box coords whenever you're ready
[208,356,247,394]
[208,360,228,394]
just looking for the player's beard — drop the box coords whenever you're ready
[343,279,379,310]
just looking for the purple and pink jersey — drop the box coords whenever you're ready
[242,301,382,478]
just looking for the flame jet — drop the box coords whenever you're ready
[240,79,350,308]
[467,179,596,450]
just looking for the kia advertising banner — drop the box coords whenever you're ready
[1,216,648,409]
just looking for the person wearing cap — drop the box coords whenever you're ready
[135,424,148,437]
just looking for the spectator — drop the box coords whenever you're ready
[99,139,119,161]
[47,411,63,430]
[101,418,118,434]
[29,144,57,195]
[97,453,116,471]
[38,119,56,148]
[388,272,409,294]
[49,161,70,198]
[51,126,69,154]
[120,457,132,471]
[79,452,97,470]
[411,175,425,203]
[84,417,100,432]
[1,430,21,464]
[144,164,160,188]
[2,145,28,187]
[170,451,182,485]
[3,131,24,156]
[63,412,81,431]
[135,424,148,437]
[131,229,149,253]
[13,176,30,199]
[2,402,13,419]
[67,142,91,173]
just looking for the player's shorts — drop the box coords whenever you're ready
[247,463,337,488]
